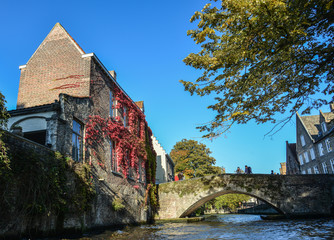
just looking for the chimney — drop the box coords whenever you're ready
[330,103,334,112]
[109,70,117,81]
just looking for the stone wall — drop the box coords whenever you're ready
[0,131,151,238]
[157,174,334,219]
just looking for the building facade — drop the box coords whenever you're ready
[285,141,300,174]
[6,23,156,229]
[152,135,175,183]
[295,106,334,174]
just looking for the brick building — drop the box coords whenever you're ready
[291,105,334,174]
[7,23,155,227]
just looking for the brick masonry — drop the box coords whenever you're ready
[17,23,91,109]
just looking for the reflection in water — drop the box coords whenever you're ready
[75,214,334,240]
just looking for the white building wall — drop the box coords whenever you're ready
[152,135,174,184]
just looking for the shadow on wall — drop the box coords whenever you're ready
[0,131,148,238]
[156,155,166,184]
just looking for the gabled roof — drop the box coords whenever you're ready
[26,23,85,65]
[298,109,334,142]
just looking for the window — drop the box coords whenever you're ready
[302,170,306,174]
[321,122,327,132]
[304,152,309,163]
[109,91,116,118]
[307,168,312,174]
[322,162,328,173]
[330,159,334,173]
[318,143,324,156]
[138,158,143,182]
[298,154,304,165]
[310,148,316,160]
[126,151,134,179]
[138,158,145,182]
[314,166,320,174]
[23,130,47,146]
[123,106,128,127]
[137,118,141,137]
[300,135,306,146]
[72,120,83,162]
[325,139,332,152]
[110,140,117,172]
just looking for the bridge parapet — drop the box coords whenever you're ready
[157,174,334,219]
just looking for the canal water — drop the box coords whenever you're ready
[73,214,334,240]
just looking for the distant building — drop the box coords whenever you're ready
[286,141,300,174]
[293,105,334,174]
[152,135,175,183]
[279,162,286,175]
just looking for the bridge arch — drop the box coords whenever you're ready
[157,174,334,219]
[179,190,284,218]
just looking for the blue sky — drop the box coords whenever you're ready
[0,0,300,173]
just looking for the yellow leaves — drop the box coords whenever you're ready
[326,0,333,10]
[196,28,216,44]
[230,111,250,119]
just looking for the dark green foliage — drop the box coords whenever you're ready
[0,92,10,201]
[170,139,221,178]
[181,0,334,138]
[0,138,95,231]
[144,127,158,211]
[205,194,251,212]
[0,91,9,127]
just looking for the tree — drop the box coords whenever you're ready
[0,91,10,179]
[181,0,334,138]
[205,194,251,212]
[0,91,9,127]
[170,139,221,178]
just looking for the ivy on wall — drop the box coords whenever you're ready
[85,82,157,209]
[0,136,95,232]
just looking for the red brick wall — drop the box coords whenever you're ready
[89,58,113,118]
[17,24,91,109]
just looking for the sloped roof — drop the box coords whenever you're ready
[300,115,321,139]
[26,23,85,64]
[299,110,334,141]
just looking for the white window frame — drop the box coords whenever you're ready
[318,143,324,156]
[299,154,304,165]
[325,139,332,152]
[330,159,334,173]
[313,166,319,174]
[310,148,316,160]
[307,168,312,174]
[300,135,306,147]
[322,162,328,174]
[109,90,116,118]
[321,122,327,132]
[304,152,309,163]
[123,106,128,127]
[72,119,83,162]
[110,140,118,172]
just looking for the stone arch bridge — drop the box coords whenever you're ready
[157,174,334,219]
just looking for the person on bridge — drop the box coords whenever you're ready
[245,165,249,174]
[236,167,241,174]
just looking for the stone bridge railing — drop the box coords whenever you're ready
[156,174,334,219]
